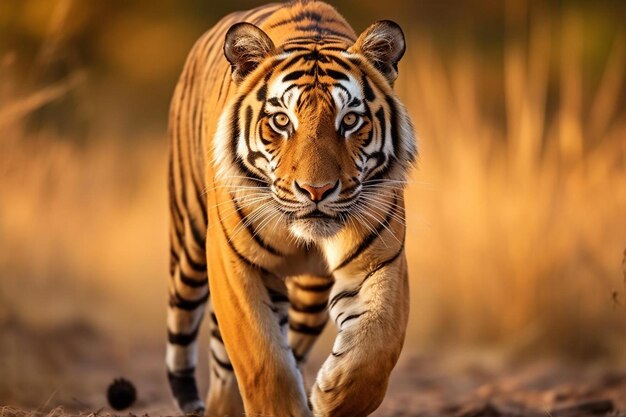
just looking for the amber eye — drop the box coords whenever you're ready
[342,112,359,129]
[273,113,291,129]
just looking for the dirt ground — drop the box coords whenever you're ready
[1,320,625,417]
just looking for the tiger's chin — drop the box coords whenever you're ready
[289,218,343,242]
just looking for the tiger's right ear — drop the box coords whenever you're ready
[224,23,275,83]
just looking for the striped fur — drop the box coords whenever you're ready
[166,1,416,416]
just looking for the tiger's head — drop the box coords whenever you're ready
[214,19,417,242]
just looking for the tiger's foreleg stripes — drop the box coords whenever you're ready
[312,221,408,417]
[205,303,244,416]
[287,275,333,367]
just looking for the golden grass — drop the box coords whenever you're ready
[399,10,626,357]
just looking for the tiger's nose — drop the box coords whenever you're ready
[294,180,339,202]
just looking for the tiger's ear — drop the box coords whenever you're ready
[224,23,275,83]
[349,20,406,85]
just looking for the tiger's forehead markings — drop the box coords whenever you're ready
[331,74,363,109]
[267,78,304,109]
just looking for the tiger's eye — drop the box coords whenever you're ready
[342,113,358,128]
[273,113,290,128]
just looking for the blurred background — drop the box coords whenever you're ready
[1,0,625,414]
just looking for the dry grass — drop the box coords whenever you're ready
[398,8,626,356]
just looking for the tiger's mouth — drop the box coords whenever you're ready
[296,209,337,220]
[288,209,347,241]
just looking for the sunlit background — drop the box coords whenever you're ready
[1,0,625,414]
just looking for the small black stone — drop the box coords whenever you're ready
[107,378,136,410]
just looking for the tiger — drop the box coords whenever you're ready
[166,1,417,416]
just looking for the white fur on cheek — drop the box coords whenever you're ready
[213,104,238,182]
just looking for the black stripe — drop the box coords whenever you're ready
[283,45,314,53]
[256,83,267,101]
[364,151,387,168]
[340,312,365,327]
[268,97,281,106]
[270,11,342,28]
[169,290,209,311]
[216,204,274,276]
[243,105,271,175]
[320,45,351,52]
[167,369,202,411]
[278,53,308,72]
[174,64,190,231]
[244,105,253,140]
[361,105,375,148]
[289,321,326,335]
[283,35,349,44]
[328,287,360,310]
[168,157,184,233]
[231,96,267,184]
[187,76,208,224]
[291,280,334,292]
[181,243,206,273]
[325,68,349,81]
[330,241,405,310]
[168,326,200,346]
[233,197,284,256]
[385,95,401,159]
[210,328,223,343]
[283,70,307,82]
[333,193,398,271]
[217,67,230,102]
[267,287,290,303]
[275,184,293,194]
[374,107,387,152]
[294,25,354,41]
[211,349,234,371]
[170,248,180,264]
[328,55,352,70]
[362,74,376,101]
[290,301,328,314]
[184,219,207,261]
[178,270,208,288]
[361,242,405,285]
[366,156,395,183]
[340,181,361,196]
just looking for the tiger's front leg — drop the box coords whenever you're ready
[312,228,409,417]
[207,212,312,417]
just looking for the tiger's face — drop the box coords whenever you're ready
[216,21,416,242]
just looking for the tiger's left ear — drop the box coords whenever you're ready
[349,20,406,85]
[224,22,275,83]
